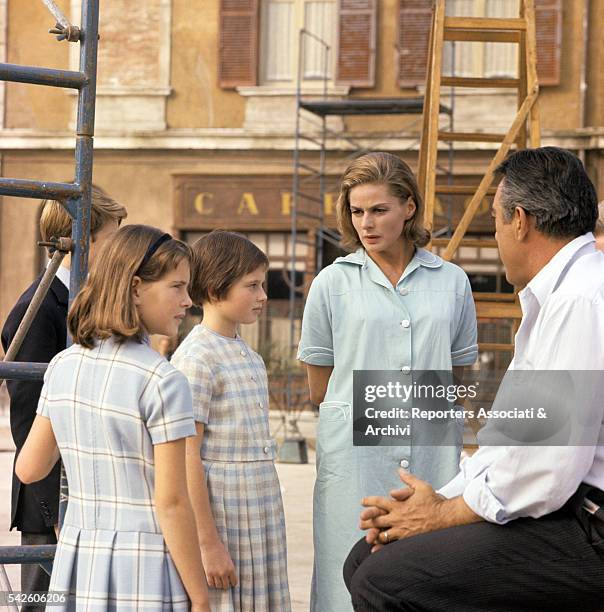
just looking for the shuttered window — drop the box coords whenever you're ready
[398,0,563,88]
[335,0,377,87]
[259,0,337,85]
[534,0,562,86]
[219,0,260,88]
[397,0,433,87]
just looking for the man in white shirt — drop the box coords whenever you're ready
[344,147,604,611]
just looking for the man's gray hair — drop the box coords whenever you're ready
[496,147,598,239]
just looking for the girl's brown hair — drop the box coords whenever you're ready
[190,230,268,306]
[336,152,430,251]
[68,224,191,348]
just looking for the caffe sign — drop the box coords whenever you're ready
[174,174,337,231]
[173,174,494,232]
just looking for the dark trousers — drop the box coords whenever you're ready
[20,532,56,612]
[344,507,604,611]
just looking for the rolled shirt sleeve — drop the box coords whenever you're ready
[451,275,478,366]
[460,445,598,524]
[437,465,470,500]
[297,269,334,366]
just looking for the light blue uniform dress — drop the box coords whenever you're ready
[297,247,478,612]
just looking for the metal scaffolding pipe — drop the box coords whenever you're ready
[0,63,86,89]
[3,246,70,363]
[41,0,70,28]
[0,363,48,381]
[0,179,81,202]
[0,545,56,565]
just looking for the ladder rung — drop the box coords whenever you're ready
[294,237,314,247]
[435,185,497,195]
[478,342,514,352]
[439,131,506,143]
[445,17,526,31]
[432,238,498,248]
[444,29,520,43]
[297,162,322,176]
[474,292,517,302]
[0,178,82,201]
[295,210,323,221]
[294,191,323,204]
[441,76,520,89]
[0,63,87,89]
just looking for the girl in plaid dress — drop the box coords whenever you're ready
[172,231,291,612]
[16,225,210,611]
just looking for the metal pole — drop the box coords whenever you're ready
[2,243,70,365]
[279,29,309,464]
[58,0,100,529]
[41,0,70,28]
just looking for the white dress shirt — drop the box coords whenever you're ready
[439,233,604,523]
[47,260,70,290]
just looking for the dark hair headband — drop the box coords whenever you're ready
[135,233,172,275]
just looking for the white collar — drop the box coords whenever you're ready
[48,261,71,290]
[521,232,596,307]
[334,247,443,270]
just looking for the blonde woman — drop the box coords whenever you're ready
[298,152,478,611]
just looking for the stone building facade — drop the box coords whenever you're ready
[1,0,603,369]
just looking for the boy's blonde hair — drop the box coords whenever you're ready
[190,230,268,306]
[40,186,127,256]
[336,152,430,251]
[68,225,191,348]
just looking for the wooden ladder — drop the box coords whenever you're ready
[418,0,541,261]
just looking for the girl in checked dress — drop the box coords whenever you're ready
[171,230,291,612]
[16,225,210,611]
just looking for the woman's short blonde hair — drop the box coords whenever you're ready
[336,152,430,251]
[68,224,191,348]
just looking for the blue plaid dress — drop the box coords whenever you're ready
[172,324,291,612]
[36,337,197,611]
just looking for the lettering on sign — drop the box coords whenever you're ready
[194,193,214,215]
[281,192,292,215]
[191,191,337,217]
[237,193,259,215]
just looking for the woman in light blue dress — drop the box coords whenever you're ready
[298,152,478,611]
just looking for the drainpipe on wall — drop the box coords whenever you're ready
[578,0,590,164]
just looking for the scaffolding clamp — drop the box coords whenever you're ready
[38,236,73,255]
[48,22,81,42]
[42,0,81,42]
